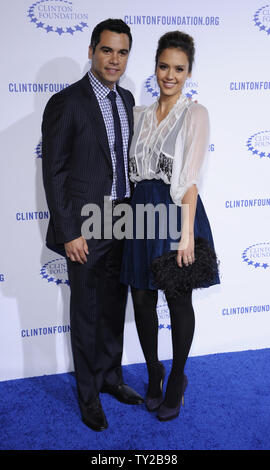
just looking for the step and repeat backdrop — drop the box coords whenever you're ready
[0,0,269,381]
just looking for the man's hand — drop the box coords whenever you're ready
[64,236,89,264]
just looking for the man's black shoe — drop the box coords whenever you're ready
[101,383,144,405]
[80,396,108,431]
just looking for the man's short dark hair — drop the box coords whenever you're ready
[90,19,132,53]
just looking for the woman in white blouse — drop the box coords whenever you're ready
[120,31,220,422]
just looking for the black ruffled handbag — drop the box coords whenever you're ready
[151,237,219,297]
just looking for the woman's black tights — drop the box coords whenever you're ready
[131,287,195,408]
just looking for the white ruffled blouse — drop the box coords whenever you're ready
[129,94,209,205]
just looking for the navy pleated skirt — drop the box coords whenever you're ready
[120,179,220,290]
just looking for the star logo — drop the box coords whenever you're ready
[35,141,42,159]
[242,243,270,270]
[246,131,270,159]
[40,258,69,286]
[27,0,88,36]
[253,5,270,36]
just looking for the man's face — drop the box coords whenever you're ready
[89,30,130,89]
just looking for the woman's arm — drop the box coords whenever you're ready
[177,184,198,267]
[171,104,209,266]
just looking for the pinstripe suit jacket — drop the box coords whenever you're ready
[42,73,135,255]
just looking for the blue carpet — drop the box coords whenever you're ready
[0,349,270,451]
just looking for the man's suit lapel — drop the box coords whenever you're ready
[79,74,112,167]
[78,73,134,166]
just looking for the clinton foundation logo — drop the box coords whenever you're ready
[40,258,69,285]
[27,0,88,35]
[242,243,270,270]
[157,292,170,330]
[253,5,270,35]
[246,130,270,159]
[35,140,42,159]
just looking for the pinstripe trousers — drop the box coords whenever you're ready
[66,236,128,406]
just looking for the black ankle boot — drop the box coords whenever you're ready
[145,362,165,412]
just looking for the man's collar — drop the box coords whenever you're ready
[88,70,117,100]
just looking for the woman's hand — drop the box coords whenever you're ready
[177,234,195,267]
[177,185,198,267]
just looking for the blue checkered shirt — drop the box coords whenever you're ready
[88,70,130,200]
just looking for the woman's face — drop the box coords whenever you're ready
[156,47,191,100]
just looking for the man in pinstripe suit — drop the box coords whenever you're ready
[42,19,143,431]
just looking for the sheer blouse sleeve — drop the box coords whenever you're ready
[133,105,147,130]
[170,103,210,206]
